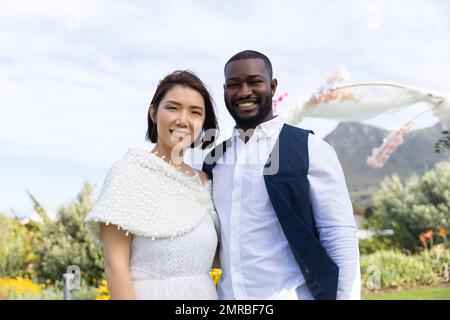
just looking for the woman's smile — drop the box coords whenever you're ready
[170,129,190,140]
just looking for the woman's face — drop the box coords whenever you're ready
[150,85,206,152]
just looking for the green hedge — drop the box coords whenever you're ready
[361,245,450,294]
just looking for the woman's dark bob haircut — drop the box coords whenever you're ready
[145,70,218,149]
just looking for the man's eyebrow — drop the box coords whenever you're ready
[226,74,265,81]
[248,74,265,78]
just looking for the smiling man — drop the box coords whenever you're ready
[222,55,276,133]
[203,50,361,300]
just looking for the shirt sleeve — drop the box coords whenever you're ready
[307,134,361,300]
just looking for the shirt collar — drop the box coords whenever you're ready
[232,116,285,142]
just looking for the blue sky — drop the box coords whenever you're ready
[1,0,450,217]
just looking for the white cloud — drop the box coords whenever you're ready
[1,0,450,214]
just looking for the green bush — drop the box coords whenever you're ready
[31,183,104,286]
[0,215,36,277]
[361,245,450,293]
[358,236,398,255]
[367,159,450,252]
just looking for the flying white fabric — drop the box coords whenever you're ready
[280,71,448,129]
[278,68,449,168]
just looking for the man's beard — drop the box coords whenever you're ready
[229,100,273,129]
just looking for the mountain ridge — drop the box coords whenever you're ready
[324,122,448,207]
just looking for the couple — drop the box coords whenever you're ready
[84,50,361,300]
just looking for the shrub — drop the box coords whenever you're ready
[361,245,450,294]
[367,159,450,252]
[31,182,104,285]
[358,237,398,255]
[0,215,37,277]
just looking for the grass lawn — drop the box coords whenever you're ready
[363,285,450,300]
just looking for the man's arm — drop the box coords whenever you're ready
[307,134,361,300]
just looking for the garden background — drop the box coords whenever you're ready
[1,0,449,300]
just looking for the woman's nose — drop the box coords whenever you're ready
[175,110,189,126]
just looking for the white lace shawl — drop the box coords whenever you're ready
[84,148,220,241]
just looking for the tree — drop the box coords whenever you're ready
[435,130,450,153]
[367,159,450,252]
[0,215,33,277]
[31,182,104,285]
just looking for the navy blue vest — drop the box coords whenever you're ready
[203,124,339,300]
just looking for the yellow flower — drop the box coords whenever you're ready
[209,268,222,285]
[25,252,38,262]
[0,277,43,298]
[94,279,110,300]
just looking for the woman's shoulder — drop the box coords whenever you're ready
[97,148,166,195]
[108,148,159,173]
[117,147,153,164]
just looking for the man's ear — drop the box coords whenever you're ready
[271,79,278,97]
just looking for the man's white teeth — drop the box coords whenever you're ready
[238,102,255,108]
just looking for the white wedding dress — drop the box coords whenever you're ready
[130,179,218,300]
[84,148,219,300]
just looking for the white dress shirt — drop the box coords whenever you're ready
[212,116,361,300]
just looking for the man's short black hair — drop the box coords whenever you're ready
[224,50,273,79]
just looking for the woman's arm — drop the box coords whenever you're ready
[212,244,220,269]
[199,170,221,269]
[100,223,137,300]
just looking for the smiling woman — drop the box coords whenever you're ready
[149,87,206,160]
[146,70,218,152]
[84,70,221,300]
